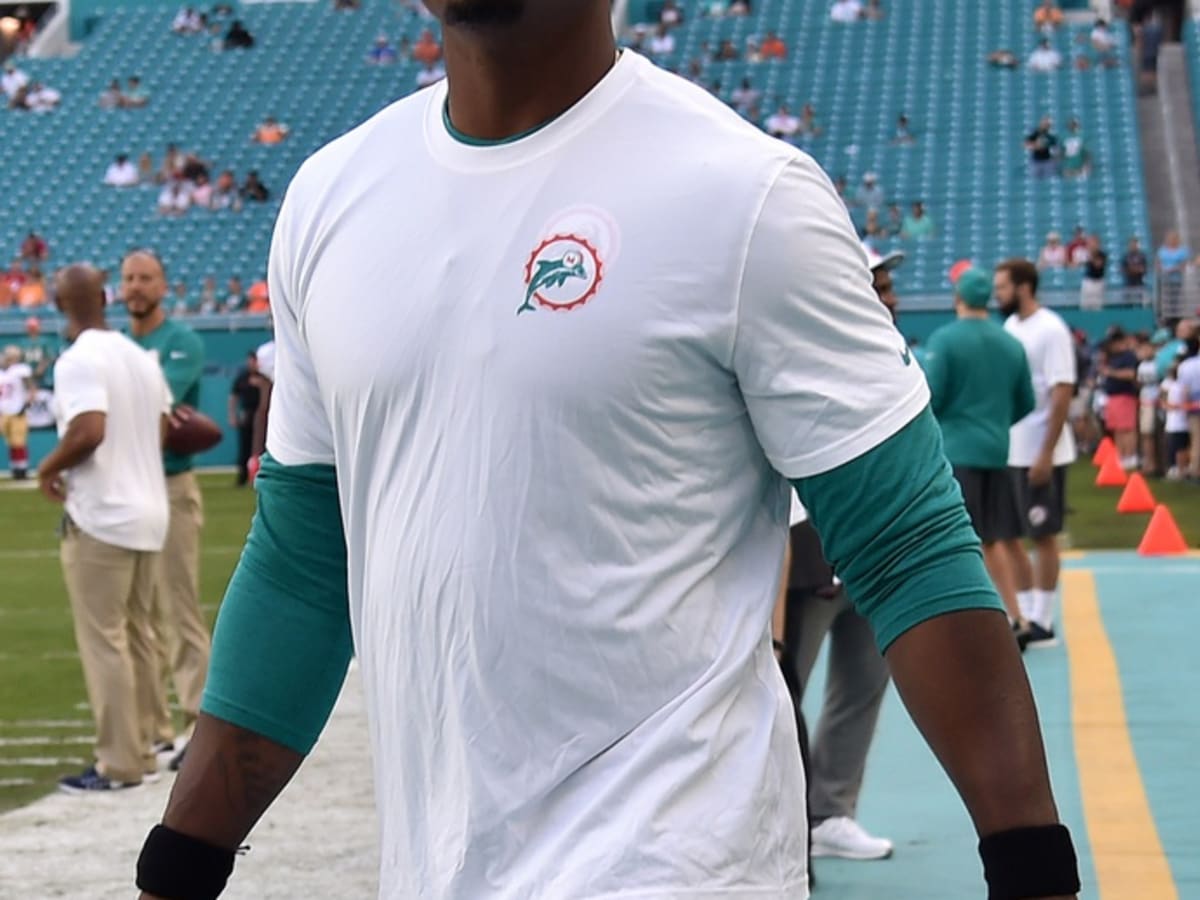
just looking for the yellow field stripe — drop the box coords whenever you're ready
[1062,570,1177,899]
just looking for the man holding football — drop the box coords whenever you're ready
[124,250,213,767]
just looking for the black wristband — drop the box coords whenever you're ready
[772,639,787,655]
[979,824,1080,900]
[136,825,239,900]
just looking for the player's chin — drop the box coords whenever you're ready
[441,0,525,28]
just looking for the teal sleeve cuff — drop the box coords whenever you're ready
[200,454,353,755]
[792,406,1004,652]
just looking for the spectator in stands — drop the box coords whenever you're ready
[1027,38,1062,73]
[2,60,28,100]
[368,35,398,65]
[1156,230,1190,288]
[886,202,903,234]
[760,31,786,59]
[247,279,269,314]
[799,103,821,138]
[224,19,255,49]
[412,28,442,64]
[764,104,800,140]
[1062,119,1090,178]
[856,172,884,212]
[157,179,192,216]
[1134,12,1162,95]
[1038,231,1067,268]
[863,0,884,20]
[123,76,150,108]
[241,170,269,203]
[901,201,934,240]
[13,80,61,113]
[861,208,886,243]
[660,0,683,27]
[727,0,751,16]
[1080,236,1108,310]
[833,174,849,201]
[892,113,915,146]
[159,143,185,183]
[210,170,241,211]
[417,61,447,87]
[223,277,245,312]
[172,282,191,316]
[1090,18,1118,67]
[4,260,27,300]
[334,0,362,9]
[137,152,155,184]
[648,24,675,58]
[1162,361,1190,480]
[20,231,47,263]
[1025,116,1060,178]
[192,172,214,208]
[252,116,290,144]
[1064,226,1088,267]
[1034,0,1064,32]
[21,316,56,386]
[987,48,1020,69]
[198,277,218,315]
[1122,236,1148,298]
[830,0,863,23]
[104,154,140,188]
[17,266,46,308]
[172,6,203,33]
[99,79,125,109]
[730,77,760,115]
[1101,329,1140,469]
[715,39,738,60]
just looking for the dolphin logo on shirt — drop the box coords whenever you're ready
[518,252,588,315]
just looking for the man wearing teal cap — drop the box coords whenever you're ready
[923,268,1037,645]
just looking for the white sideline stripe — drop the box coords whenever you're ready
[0,651,78,660]
[0,736,94,747]
[0,778,35,788]
[0,757,85,767]
[0,545,243,561]
[0,720,91,729]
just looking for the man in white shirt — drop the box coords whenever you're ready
[157,179,193,216]
[137,4,1081,899]
[995,259,1078,647]
[416,60,446,87]
[1038,231,1067,269]
[1178,340,1200,480]
[1,345,34,479]
[25,81,62,112]
[1027,39,1062,73]
[36,265,173,793]
[647,23,675,57]
[765,104,801,140]
[830,0,863,23]
[1,61,28,98]
[105,153,141,187]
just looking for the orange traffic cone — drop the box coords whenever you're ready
[1095,455,1128,487]
[1092,437,1116,468]
[1116,473,1156,514]
[1137,505,1189,556]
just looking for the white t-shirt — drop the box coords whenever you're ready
[1038,244,1067,267]
[0,362,33,415]
[105,160,140,187]
[1091,26,1116,50]
[830,0,862,23]
[1028,47,1062,71]
[53,330,172,552]
[766,112,800,137]
[1006,307,1079,467]
[648,32,675,55]
[267,50,927,900]
[1,67,28,98]
[1137,358,1159,405]
[1163,378,1188,433]
[158,184,192,212]
[1179,356,1200,416]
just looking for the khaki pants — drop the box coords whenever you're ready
[150,471,211,742]
[60,521,160,782]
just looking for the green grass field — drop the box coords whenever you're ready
[1,464,1197,814]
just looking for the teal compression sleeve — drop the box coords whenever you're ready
[200,455,353,755]
[793,406,1004,652]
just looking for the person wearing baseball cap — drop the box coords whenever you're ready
[923,268,1037,648]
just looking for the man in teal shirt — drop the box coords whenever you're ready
[124,250,212,767]
[924,268,1036,642]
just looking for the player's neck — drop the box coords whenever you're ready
[130,307,166,337]
[1017,299,1041,320]
[441,8,617,142]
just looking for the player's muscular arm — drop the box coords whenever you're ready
[795,408,1078,898]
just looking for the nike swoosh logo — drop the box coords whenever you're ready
[169,351,188,360]
[900,347,913,366]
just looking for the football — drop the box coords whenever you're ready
[164,405,224,456]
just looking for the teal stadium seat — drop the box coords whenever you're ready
[0,0,1148,316]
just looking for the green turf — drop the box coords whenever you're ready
[1,462,1196,814]
[0,474,254,813]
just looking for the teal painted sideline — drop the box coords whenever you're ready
[1086,559,1200,894]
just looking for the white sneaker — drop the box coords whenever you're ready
[810,816,894,860]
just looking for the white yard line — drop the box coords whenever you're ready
[0,719,92,729]
[0,736,94,747]
[0,778,35,788]
[0,672,379,899]
[0,757,87,767]
[0,545,244,561]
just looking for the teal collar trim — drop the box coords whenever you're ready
[441,100,562,147]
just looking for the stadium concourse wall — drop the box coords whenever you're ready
[7,299,1153,471]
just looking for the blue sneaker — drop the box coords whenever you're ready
[58,765,141,794]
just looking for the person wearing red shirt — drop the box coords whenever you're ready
[760,31,787,59]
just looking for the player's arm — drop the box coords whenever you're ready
[161,329,206,409]
[36,356,106,502]
[735,157,1078,899]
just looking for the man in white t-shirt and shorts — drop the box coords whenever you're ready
[995,259,1078,647]
[136,5,1081,900]
[37,265,173,793]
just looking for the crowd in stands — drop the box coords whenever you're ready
[100,143,270,215]
[170,5,255,50]
[2,60,60,112]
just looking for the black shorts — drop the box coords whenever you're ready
[953,466,1024,544]
[1166,431,1191,461]
[1008,465,1069,539]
